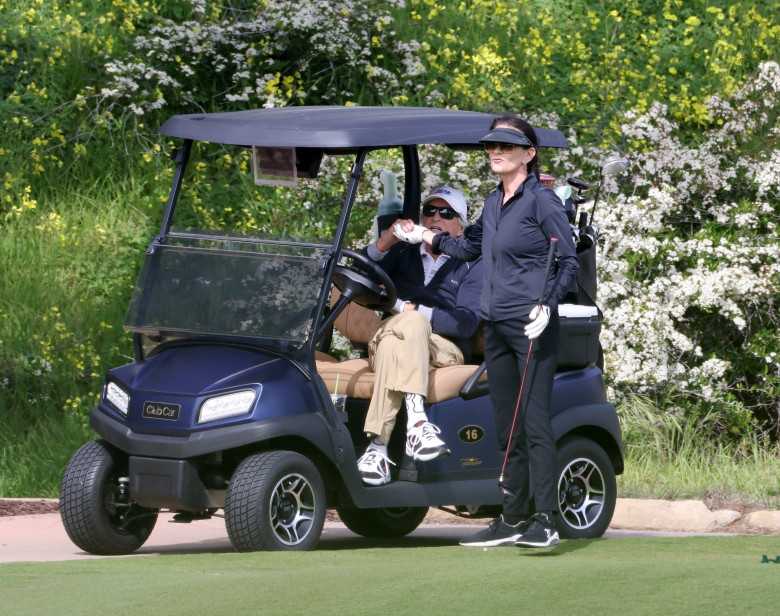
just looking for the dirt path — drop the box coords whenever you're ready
[1,498,776,564]
[0,499,59,517]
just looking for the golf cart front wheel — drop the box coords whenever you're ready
[59,439,158,555]
[336,506,428,538]
[556,436,616,539]
[225,450,326,552]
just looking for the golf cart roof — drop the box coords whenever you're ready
[159,106,568,150]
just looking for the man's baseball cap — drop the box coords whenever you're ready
[421,185,468,225]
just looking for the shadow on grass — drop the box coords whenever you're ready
[316,528,603,553]
[131,524,608,556]
[516,538,598,556]
[317,534,468,551]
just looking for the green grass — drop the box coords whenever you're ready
[620,445,780,509]
[617,396,780,509]
[0,414,87,496]
[0,176,158,496]
[1,0,778,508]
[1,537,779,615]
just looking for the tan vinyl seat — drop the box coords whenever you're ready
[316,288,486,402]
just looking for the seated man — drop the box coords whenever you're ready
[357,186,483,485]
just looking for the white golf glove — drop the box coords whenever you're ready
[393,223,426,244]
[525,305,550,339]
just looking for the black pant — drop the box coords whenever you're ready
[484,311,559,518]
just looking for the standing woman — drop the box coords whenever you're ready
[398,116,578,547]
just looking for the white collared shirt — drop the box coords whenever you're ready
[419,242,450,285]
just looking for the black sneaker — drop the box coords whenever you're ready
[459,515,528,547]
[515,513,560,548]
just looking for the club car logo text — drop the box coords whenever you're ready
[142,401,181,421]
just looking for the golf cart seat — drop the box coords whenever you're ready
[316,290,487,403]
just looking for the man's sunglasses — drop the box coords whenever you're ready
[483,141,523,152]
[422,204,459,220]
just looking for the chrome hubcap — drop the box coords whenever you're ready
[558,457,605,530]
[269,473,316,546]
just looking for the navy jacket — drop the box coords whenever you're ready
[434,174,577,321]
[372,244,483,361]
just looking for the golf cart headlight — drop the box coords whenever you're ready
[105,381,130,416]
[198,390,256,424]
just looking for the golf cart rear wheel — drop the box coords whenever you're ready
[556,437,616,539]
[225,450,326,552]
[59,439,158,555]
[336,506,428,538]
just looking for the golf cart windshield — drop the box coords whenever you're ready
[125,231,330,344]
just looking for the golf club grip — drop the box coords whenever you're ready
[537,238,558,306]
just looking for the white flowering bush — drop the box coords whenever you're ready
[4,1,778,446]
[87,0,423,123]
[589,62,780,436]
[392,70,778,440]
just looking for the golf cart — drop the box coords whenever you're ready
[59,106,624,553]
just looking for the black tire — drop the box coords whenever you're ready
[336,506,428,538]
[224,451,326,552]
[59,440,158,555]
[556,436,616,539]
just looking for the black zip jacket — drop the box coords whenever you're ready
[370,243,483,361]
[433,174,577,321]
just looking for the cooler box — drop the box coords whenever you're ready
[557,304,601,370]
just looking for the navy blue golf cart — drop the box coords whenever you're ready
[59,106,624,553]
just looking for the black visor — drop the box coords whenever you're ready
[479,127,534,148]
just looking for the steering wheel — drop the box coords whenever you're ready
[332,248,397,312]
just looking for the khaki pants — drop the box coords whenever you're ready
[363,311,463,445]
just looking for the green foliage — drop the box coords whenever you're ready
[0,413,87,496]
[0,0,778,496]
[618,396,780,507]
[592,64,780,436]
[396,0,780,142]
[0,179,156,443]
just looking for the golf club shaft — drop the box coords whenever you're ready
[498,238,558,497]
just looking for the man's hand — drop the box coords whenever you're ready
[375,220,401,252]
[375,219,418,251]
[525,305,550,339]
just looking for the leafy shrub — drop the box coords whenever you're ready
[595,62,780,436]
[79,0,424,122]
[0,0,778,502]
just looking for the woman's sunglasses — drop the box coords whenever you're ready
[422,205,458,220]
[483,141,521,152]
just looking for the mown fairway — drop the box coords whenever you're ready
[2,536,779,615]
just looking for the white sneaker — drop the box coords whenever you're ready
[357,449,395,486]
[405,421,451,462]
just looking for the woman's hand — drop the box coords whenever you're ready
[393,222,426,244]
[525,305,550,339]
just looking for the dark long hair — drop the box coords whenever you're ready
[489,115,540,177]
